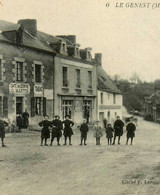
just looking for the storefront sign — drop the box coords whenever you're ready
[34,84,43,95]
[9,83,30,94]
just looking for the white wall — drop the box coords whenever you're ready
[98,90,123,126]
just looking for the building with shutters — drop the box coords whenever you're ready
[0,19,98,126]
[0,19,55,125]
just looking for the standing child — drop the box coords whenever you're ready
[105,124,114,145]
[126,117,136,145]
[0,116,8,147]
[62,115,74,145]
[39,115,52,146]
[93,121,103,145]
[79,119,89,145]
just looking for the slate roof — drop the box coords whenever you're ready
[0,20,54,53]
[97,66,121,94]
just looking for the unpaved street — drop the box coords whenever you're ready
[0,117,160,195]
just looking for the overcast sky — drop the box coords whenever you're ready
[0,0,160,82]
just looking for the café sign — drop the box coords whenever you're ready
[34,84,43,95]
[9,83,30,94]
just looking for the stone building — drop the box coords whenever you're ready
[95,53,123,126]
[0,19,97,126]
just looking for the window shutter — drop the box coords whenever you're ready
[31,97,35,117]
[3,96,8,117]
[43,97,46,116]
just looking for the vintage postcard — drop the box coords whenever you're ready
[0,0,160,195]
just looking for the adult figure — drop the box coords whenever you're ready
[16,114,23,132]
[0,116,8,147]
[39,115,52,146]
[50,115,62,146]
[62,115,74,145]
[112,116,124,145]
[126,117,136,145]
[103,118,107,129]
[22,109,29,129]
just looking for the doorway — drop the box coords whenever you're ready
[16,97,23,114]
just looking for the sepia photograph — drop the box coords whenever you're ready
[0,0,160,194]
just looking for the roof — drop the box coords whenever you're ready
[97,66,121,94]
[0,20,21,32]
[0,20,54,53]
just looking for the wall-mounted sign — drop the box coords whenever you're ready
[34,84,43,95]
[9,83,30,94]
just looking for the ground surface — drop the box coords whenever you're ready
[0,117,160,195]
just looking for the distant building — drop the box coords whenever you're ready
[144,80,160,122]
[95,53,123,127]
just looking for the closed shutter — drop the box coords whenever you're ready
[3,96,8,117]
[43,97,46,116]
[31,97,35,117]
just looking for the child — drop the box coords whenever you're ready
[0,116,8,147]
[105,124,114,145]
[79,119,89,145]
[93,121,103,145]
[50,115,62,146]
[126,117,136,145]
[39,115,52,146]
[62,115,74,146]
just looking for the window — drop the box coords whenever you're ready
[62,43,66,52]
[31,97,46,117]
[63,67,68,87]
[16,62,23,81]
[88,51,91,60]
[83,100,92,123]
[35,97,42,115]
[101,92,103,104]
[35,64,41,83]
[75,47,80,56]
[62,100,73,119]
[113,94,116,104]
[88,71,92,89]
[76,69,81,88]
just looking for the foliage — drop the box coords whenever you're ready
[112,75,154,112]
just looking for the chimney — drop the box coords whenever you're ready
[95,53,102,66]
[18,19,37,37]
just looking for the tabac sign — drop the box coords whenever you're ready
[9,83,30,94]
[34,84,43,95]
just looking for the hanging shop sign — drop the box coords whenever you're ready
[34,84,43,95]
[9,83,30,94]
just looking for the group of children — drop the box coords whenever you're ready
[38,115,136,147]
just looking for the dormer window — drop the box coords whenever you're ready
[87,51,92,61]
[62,43,66,51]
[60,42,67,55]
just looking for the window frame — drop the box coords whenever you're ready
[16,61,23,82]
[35,64,42,83]
[62,66,68,87]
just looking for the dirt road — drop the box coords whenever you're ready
[0,117,160,195]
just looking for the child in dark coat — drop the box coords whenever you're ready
[126,117,136,145]
[39,115,52,146]
[105,124,114,145]
[79,119,89,145]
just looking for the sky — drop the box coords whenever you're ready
[0,0,160,82]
